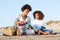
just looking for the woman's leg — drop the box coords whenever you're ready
[17,29,22,36]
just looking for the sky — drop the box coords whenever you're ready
[0,0,60,27]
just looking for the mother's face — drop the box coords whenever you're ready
[23,9,30,15]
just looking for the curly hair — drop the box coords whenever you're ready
[21,4,32,12]
[33,11,44,20]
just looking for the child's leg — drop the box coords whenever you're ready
[43,29,53,34]
[37,30,44,35]
[37,30,49,35]
[43,32,49,35]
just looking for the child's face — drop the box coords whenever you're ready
[35,13,39,19]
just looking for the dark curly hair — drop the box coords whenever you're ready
[21,4,32,12]
[33,11,44,20]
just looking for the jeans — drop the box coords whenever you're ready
[33,25,53,34]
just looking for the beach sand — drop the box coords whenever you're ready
[0,35,60,40]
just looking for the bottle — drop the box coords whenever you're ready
[25,23,30,29]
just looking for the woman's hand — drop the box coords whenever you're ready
[16,22,25,26]
[16,22,24,25]
[16,22,21,25]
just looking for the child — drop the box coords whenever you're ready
[31,11,53,35]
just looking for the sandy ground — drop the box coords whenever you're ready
[0,29,60,40]
[0,35,60,40]
[0,25,60,40]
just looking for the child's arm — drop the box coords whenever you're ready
[32,25,40,32]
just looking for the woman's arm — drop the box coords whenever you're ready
[14,17,19,28]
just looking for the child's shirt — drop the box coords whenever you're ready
[31,19,45,31]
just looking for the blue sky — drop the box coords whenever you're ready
[0,0,60,27]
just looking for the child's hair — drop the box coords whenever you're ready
[21,4,32,12]
[33,11,44,20]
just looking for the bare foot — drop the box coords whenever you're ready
[37,30,44,35]
[17,29,22,36]
[43,32,49,35]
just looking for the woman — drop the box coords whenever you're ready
[15,4,34,36]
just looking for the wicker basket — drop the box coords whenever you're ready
[2,27,16,36]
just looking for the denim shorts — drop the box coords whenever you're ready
[40,29,53,34]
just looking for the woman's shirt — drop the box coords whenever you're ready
[14,14,31,27]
